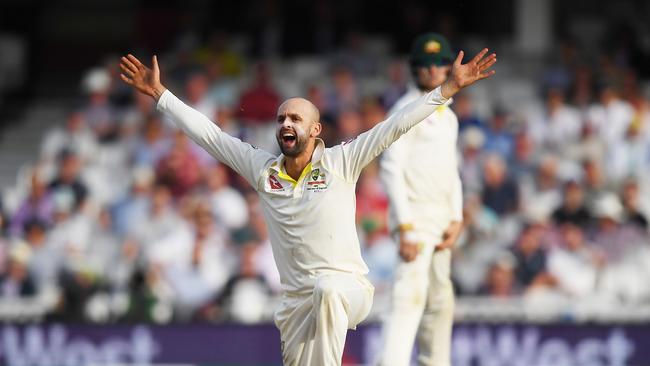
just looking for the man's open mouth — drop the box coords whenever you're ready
[282,132,296,144]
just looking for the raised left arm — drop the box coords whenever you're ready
[332,49,496,181]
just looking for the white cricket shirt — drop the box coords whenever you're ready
[380,86,463,238]
[157,87,450,294]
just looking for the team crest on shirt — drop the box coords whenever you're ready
[307,168,328,191]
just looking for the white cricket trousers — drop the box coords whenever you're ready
[274,273,374,366]
[378,235,455,366]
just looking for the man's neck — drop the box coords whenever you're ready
[284,144,315,180]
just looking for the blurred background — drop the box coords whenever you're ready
[1,0,650,365]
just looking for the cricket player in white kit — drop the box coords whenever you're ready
[119,47,495,366]
[378,33,467,366]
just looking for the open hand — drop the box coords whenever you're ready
[441,48,496,98]
[120,54,166,101]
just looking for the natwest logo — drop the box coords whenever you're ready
[0,324,159,366]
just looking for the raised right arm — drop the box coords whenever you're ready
[120,54,273,189]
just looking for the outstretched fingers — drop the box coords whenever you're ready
[469,48,489,65]
[479,69,497,80]
[478,53,496,69]
[127,54,145,69]
[478,55,497,73]
[121,56,138,74]
[119,62,135,77]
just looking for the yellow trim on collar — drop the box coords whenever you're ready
[435,105,447,113]
[277,163,313,187]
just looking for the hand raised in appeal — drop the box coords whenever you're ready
[441,48,497,99]
[119,54,167,101]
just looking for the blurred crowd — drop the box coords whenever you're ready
[0,30,650,324]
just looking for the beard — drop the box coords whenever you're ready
[277,132,309,157]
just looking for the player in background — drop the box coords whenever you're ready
[119,46,495,366]
[377,33,467,366]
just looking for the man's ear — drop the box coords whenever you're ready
[311,121,322,138]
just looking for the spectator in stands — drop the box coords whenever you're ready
[184,71,217,119]
[324,65,359,118]
[459,127,486,196]
[587,84,634,158]
[120,88,156,143]
[81,67,118,143]
[132,113,172,167]
[454,92,488,132]
[589,193,641,262]
[458,193,500,248]
[569,64,594,110]
[479,253,517,297]
[381,60,408,110]
[509,130,537,183]
[452,193,503,295]
[1,244,36,298]
[20,219,62,298]
[528,88,582,152]
[213,104,241,138]
[10,170,54,237]
[582,158,613,213]
[591,193,650,303]
[552,180,592,227]
[237,62,281,151]
[607,118,650,182]
[205,58,239,109]
[481,154,519,216]
[166,201,235,320]
[205,163,249,232]
[155,131,202,198]
[483,107,514,158]
[57,209,118,322]
[85,208,123,287]
[620,178,648,230]
[511,222,553,292]
[335,108,364,142]
[520,154,563,220]
[112,166,155,235]
[542,37,578,92]
[41,111,98,164]
[48,149,88,212]
[547,223,600,298]
[247,209,281,294]
[219,243,274,324]
[359,96,386,131]
[126,183,186,263]
[563,119,606,166]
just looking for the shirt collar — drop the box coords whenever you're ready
[269,138,325,173]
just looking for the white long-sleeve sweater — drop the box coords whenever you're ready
[380,86,463,238]
[157,87,451,293]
